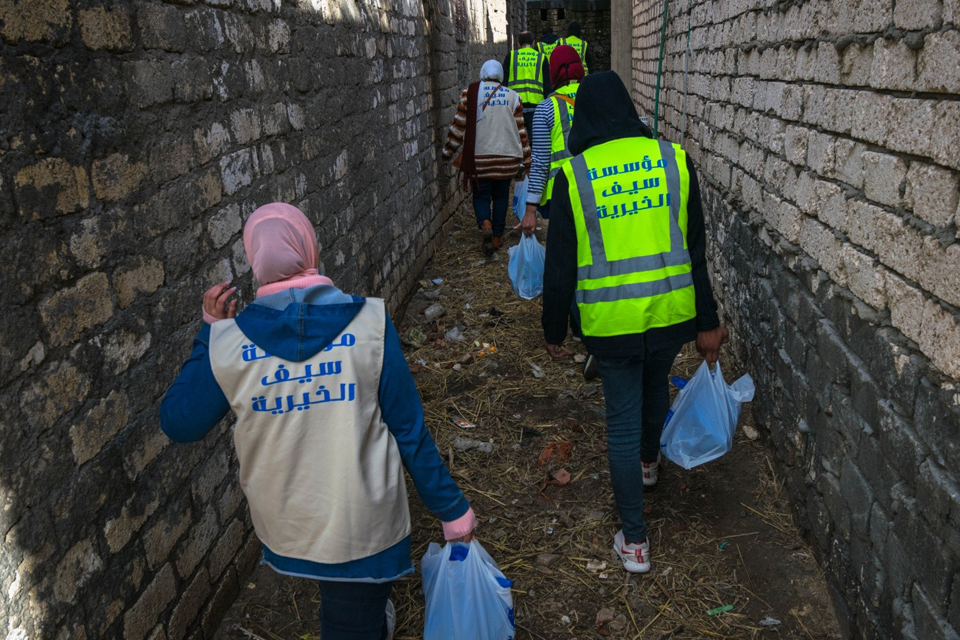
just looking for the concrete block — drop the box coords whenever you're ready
[806,131,837,177]
[0,0,72,44]
[904,161,959,227]
[784,125,809,166]
[863,151,907,207]
[123,564,176,640]
[841,245,887,310]
[14,157,90,220]
[141,498,192,570]
[38,273,115,346]
[841,455,875,537]
[913,583,960,638]
[138,2,187,52]
[840,42,874,86]
[113,256,165,309]
[207,518,244,581]
[931,101,960,171]
[79,6,133,51]
[917,30,960,94]
[167,567,210,640]
[870,37,917,92]
[200,566,238,638]
[895,0,944,29]
[175,505,218,580]
[69,390,131,466]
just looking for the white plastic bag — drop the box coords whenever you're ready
[507,235,545,300]
[422,540,515,640]
[660,361,755,470]
[511,177,528,220]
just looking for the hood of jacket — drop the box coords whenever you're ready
[568,70,654,156]
[234,285,365,362]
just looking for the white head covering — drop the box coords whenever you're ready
[479,59,503,82]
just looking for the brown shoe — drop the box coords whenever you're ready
[491,236,503,250]
[480,221,494,255]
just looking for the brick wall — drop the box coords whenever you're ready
[629,1,960,638]
[0,0,522,638]
[527,0,611,72]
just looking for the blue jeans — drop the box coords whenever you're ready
[318,580,393,640]
[597,345,682,543]
[472,178,511,237]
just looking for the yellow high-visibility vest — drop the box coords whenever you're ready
[561,36,589,74]
[540,82,579,205]
[538,40,559,59]
[561,137,695,336]
[508,48,546,107]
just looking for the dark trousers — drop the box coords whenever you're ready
[597,344,682,543]
[522,108,536,147]
[318,580,393,640]
[472,178,512,237]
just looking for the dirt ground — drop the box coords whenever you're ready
[213,211,844,640]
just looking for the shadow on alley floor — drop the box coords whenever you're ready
[213,209,843,640]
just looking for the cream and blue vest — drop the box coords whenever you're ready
[209,299,411,565]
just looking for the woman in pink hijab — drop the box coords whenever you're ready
[162,203,476,640]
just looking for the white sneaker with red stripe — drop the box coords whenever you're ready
[642,453,661,487]
[614,530,651,573]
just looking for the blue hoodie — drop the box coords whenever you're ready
[160,285,470,582]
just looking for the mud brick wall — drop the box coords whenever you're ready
[0,0,523,638]
[629,1,960,638]
[526,0,611,72]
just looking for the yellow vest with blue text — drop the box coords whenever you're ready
[561,137,696,336]
[540,82,579,205]
[538,39,559,58]
[508,48,546,107]
[561,36,589,74]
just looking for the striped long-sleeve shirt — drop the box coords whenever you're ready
[442,85,532,180]
[526,98,555,205]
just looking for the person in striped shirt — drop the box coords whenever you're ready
[443,60,532,254]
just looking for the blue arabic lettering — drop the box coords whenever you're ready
[242,344,271,361]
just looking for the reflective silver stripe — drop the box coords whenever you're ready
[571,154,607,270]
[575,272,694,305]
[658,140,684,248]
[546,98,573,166]
[548,166,562,179]
[571,143,691,281]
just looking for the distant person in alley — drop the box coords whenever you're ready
[443,60,531,255]
[503,30,551,147]
[561,21,594,75]
[538,25,562,59]
[160,203,476,640]
[520,44,584,234]
[540,71,728,573]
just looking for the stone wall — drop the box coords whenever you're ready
[629,1,960,638]
[527,0,611,72]
[0,0,521,638]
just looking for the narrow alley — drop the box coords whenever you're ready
[211,212,842,640]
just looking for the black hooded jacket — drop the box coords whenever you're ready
[541,71,720,357]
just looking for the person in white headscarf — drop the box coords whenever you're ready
[443,60,532,254]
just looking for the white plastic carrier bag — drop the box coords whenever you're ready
[421,540,515,640]
[507,234,545,300]
[660,360,755,470]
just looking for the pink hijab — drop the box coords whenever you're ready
[243,203,334,298]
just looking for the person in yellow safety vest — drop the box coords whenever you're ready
[541,71,729,575]
[519,44,584,236]
[502,30,552,146]
[538,26,561,59]
[561,22,594,74]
